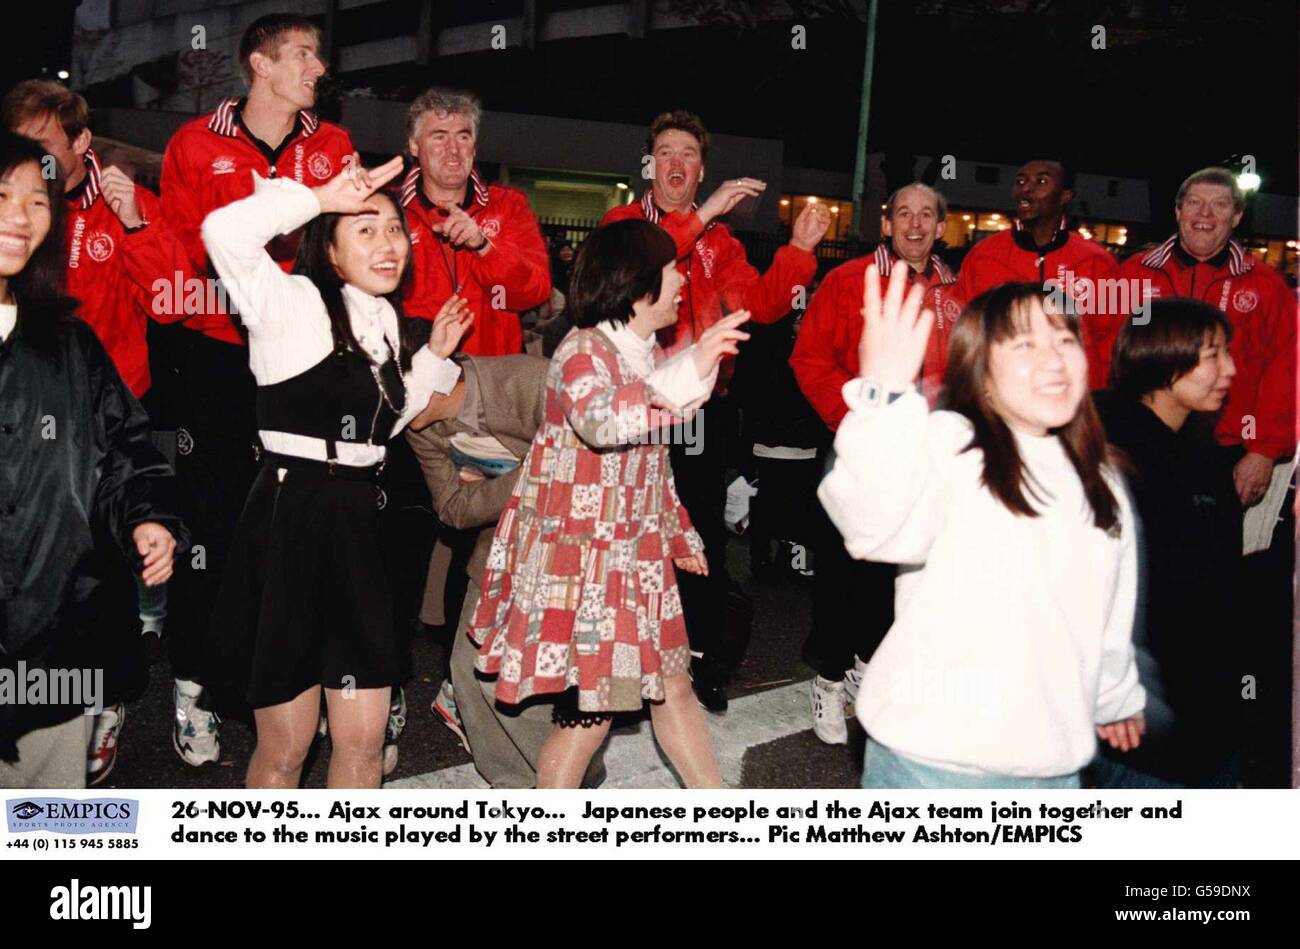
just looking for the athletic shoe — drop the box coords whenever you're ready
[87,704,124,786]
[810,675,848,745]
[431,680,470,753]
[382,687,407,777]
[173,681,220,766]
[843,656,868,707]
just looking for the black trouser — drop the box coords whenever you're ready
[374,435,441,687]
[667,400,733,676]
[803,447,896,681]
[749,455,821,568]
[167,331,259,683]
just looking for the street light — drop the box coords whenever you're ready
[1237,172,1261,193]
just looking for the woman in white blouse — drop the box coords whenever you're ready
[820,263,1146,788]
[200,156,470,789]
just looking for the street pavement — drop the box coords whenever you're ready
[98,534,866,790]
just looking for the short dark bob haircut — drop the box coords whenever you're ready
[1108,298,1234,399]
[567,219,676,328]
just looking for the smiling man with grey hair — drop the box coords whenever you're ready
[398,86,550,356]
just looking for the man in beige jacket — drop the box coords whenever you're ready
[407,352,603,787]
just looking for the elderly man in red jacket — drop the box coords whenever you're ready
[1095,168,1296,508]
[956,158,1120,388]
[602,110,831,710]
[789,182,964,744]
[400,87,551,354]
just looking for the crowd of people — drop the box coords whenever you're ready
[0,12,1294,791]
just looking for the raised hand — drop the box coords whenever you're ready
[697,177,766,226]
[101,165,144,228]
[312,154,405,215]
[857,262,934,390]
[691,310,751,380]
[790,202,832,252]
[427,293,474,358]
[432,201,487,251]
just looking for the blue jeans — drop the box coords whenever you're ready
[861,738,1081,789]
[1087,753,1241,790]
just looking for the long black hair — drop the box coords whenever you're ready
[2,131,77,347]
[291,189,419,373]
[941,282,1121,534]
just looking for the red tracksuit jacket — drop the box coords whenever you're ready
[399,166,550,356]
[1099,236,1296,461]
[62,150,192,396]
[956,219,1120,388]
[790,245,965,430]
[602,191,818,388]
[160,97,355,345]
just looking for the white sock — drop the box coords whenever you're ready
[174,678,202,698]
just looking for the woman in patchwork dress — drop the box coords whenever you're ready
[469,219,750,788]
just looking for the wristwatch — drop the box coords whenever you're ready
[859,378,907,407]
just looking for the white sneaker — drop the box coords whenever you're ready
[810,676,848,745]
[843,656,868,707]
[173,681,220,766]
[87,704,124,786]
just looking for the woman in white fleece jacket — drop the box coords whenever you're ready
[819,264,1145,788]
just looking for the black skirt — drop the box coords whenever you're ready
[208,455,399,710]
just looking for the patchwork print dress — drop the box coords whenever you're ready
[470,326,706,713]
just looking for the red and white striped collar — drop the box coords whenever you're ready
[1140,234,1250,276]
[873,242,956,284]
[639,190,718,235]
[206,97,319,140]
[1012,214,1068,236]
[75,148,104,210]
[399,165,490,210]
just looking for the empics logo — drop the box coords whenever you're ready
[6,797,138,834]
[49,879,151,930]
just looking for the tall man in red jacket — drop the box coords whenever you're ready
[790,182,964,743]
[956,158,1120,388]
[1098,168,1296,507]
[5,80,195,784]
[603,110,831,710]
[400,86,551,353]
[159,13,356,766]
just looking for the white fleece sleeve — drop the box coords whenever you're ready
[1094,483,1146,724]
[817,383,959,565]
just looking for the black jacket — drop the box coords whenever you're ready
[1093,390,1244,784]
[1,314,187,758]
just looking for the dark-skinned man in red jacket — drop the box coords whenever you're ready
[956,158,1120,388]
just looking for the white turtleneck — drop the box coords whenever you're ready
[596,318,714,415]
[0,303,15,342]
[819,383,1143,779]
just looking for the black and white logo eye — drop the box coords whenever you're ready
[12,802,42,819]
